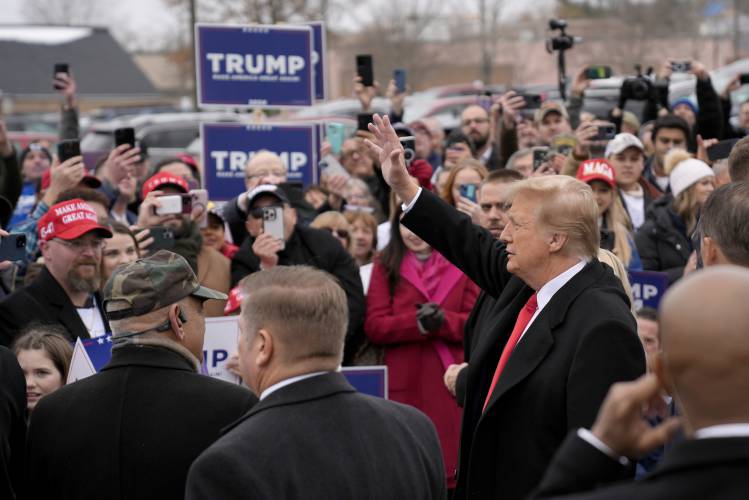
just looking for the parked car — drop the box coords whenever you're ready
[81,111,246,168]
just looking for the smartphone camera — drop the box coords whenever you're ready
[594,124,617,141]
[400,136,416,166]
[262,208,278,221]
[53,63,69,90]
[671,61,692,73]
[533,147,550,170]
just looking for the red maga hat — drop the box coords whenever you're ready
[38,198,112,242]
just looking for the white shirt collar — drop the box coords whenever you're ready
[694,424,749,440]
[259,371,330,400]
[518,260,588,341]
[535,260,588,313]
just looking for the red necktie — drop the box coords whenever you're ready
[483,293,538,411]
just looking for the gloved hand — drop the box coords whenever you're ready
[416,302,445,334]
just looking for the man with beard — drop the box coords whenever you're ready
[461,105,503,169]
[0,199,113,346]
[136,173,230,317]
[444,169,524,404]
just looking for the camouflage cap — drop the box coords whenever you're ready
[103,250,227,321]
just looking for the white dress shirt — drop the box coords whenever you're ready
[259,371,330,400]
[520,260,587,341]
[579,423,749,467]
[694,424,749,439]
[404,186,588,343]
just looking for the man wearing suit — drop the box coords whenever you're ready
[443,168,524,405]
[186,266,446,500]
[24,251,257,500]
[531,266,749,499]
[366,114,646,500]
[0,199,113,346]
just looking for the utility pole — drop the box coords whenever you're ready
[479,0,492,84]
[190,0,197,110]
[735,0,741,60]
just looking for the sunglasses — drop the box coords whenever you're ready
[324,227,349,239]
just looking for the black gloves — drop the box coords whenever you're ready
[416,302,445,334]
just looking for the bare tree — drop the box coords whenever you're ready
[22,0,106,25]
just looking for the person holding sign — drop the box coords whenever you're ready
[186,266,447,500]
[24,251,256,500]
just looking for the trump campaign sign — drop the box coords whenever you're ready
[628,270,669,310]
[195,23,314,108]
[201,122,318,201]
[305,21,327,101]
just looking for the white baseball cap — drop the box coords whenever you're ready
[604,133,645,159]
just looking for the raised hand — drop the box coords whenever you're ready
[364,114,419,204]
[591,373,681,459]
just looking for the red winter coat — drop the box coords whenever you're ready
[365,252,479,488]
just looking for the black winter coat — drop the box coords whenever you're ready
[635,195,692,284]
[24,344,256,500]
[402,190,645,500]
[231,224,366,364]
[186,372,447,500]
[0,267,110,347]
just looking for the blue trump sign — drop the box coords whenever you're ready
[201,122,318,201]
[341,366,388,399]
[305,21,327,101]
[195,23,314,108]
[629,270,669,310]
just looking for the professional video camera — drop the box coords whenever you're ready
[621,64,654,102]
[545,19,582,100]
[545,19,579,53]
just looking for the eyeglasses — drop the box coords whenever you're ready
[246,169,286,181]
[462,118,489,126]
[248,205,283,219]
[53,238,105,252]
[324,227,349,240]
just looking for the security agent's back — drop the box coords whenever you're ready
[23,251,257,500]
[187,372,447,500]
[25,351,255,500]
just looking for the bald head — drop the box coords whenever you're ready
[659,266,749,433]
[244,151,287,190]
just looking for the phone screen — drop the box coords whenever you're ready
[394,69,406,93]
[57,140,81,163]
[114,127,136,148]
[459,184,477,203]
[356,54,374,87]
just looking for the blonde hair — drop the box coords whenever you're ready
[345,211,378,263]
[240,266,347,364]
[664,150,709,234]
[508,175,600,259]
[597,248,636,316]
[440,159,488,205]
[603,194,634,267]
[311,211,350,232]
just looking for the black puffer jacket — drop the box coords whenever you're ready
[635,195,692,284]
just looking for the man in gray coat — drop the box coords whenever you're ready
[186,266,447,500]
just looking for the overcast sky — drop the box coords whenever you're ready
[1,0,554,51]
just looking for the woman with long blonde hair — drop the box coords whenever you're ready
[576,159,642,270]
[635,149,715,284]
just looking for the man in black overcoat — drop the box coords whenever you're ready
[186,265,446,500]
[530,267,749,500]
[24,251,257,500]
[366,114,646,500]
